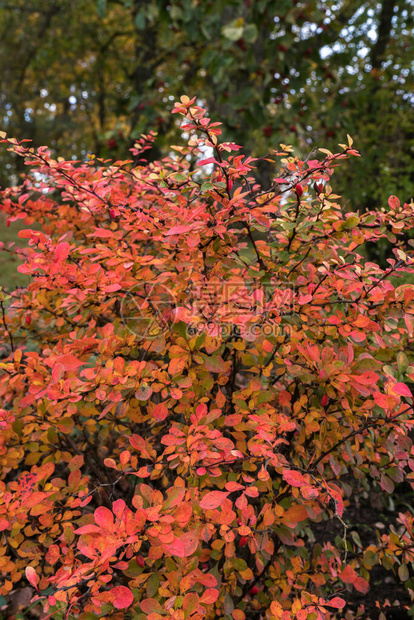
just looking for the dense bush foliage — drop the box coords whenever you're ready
[1,98,414,619]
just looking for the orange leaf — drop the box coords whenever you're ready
[200,588,219,604]
[284,504,308,527]
[203,355,229,373]
[140,598,164,614]
[54,354,85,371]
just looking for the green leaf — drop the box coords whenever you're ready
[344,216,360,229]
[350,530,362,548]
[222,25,244,41]
[146,571,159,598]
[170,5,183,21]
[397,351,409,374]
[135,12,146,30]
[243,23,258,43]
[232,557,248,571]
[399,563,409,582]
[96,0,107,18]
[200,24,211,40]
[174,595,184,609]
[201,182,214,191]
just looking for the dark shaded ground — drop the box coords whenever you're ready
[311,486,413,620]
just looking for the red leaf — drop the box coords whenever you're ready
[325,597,346,609]
[340,565,357,584]
[111,586,134,609]
[163,536,186,557]
[181,530,199,556]
[94,506,114,530]
[199,491,229,509]
[354,371,379,386]
[75,524,100,534]
[197,157,218,166]
[374,392,394,409]
[225,481,245,492]
[55,241,71,261]
[165,225,195,236]
[283,469,306,487]
[353,576,369,594]
[0,518,9,531]
[104,283,122,292]
[388,195,400,210]
[25,566,39,589]
[54,354,85,371]
[153,402,169,422]
[390,382,413,397]
[298,293,312,305]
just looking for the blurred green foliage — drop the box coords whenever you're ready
[0,0,412,280]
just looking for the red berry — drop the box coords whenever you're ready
[109,209,116,219]
[239,536,248,547]
[321,395,329,407]
[25,315,31,326]
[295,184,304,197]
[136,555,145,568]
[107,139,117,149]
[263,125,272,138]
[250,586,259,595]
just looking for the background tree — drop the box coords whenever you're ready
[0,0,412,235]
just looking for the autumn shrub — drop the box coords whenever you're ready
[1,97,414,620]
